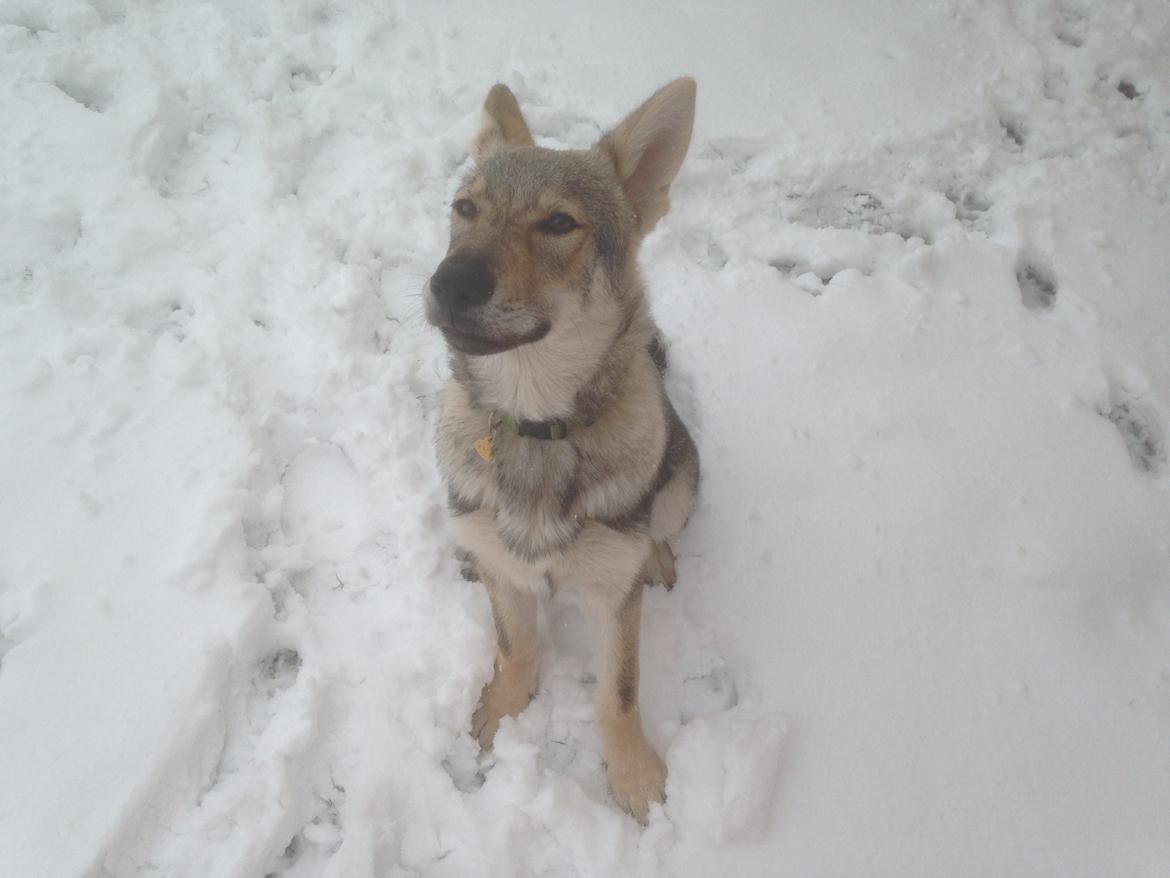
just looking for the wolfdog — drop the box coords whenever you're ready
[426,78,699,821]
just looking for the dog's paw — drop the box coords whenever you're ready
[471,659,537,749]
[454,547,481,582]
[606,737,667,823]
[641,540,677,590]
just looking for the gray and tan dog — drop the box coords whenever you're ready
[425,79,700,822]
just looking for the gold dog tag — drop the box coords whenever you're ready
[474,436,494,461]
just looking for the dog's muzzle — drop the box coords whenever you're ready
[425,254,550,356]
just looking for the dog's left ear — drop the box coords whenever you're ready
[472,84,535,162]
[598,77,696,234]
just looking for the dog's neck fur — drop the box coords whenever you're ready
[451,277,653,424]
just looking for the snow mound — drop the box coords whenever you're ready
[667,710,789,843]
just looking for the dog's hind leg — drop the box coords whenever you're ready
[644,427,698,591]
[641,540,677,589]
[454,546,480,582]
[645,399,698,593]
[472,575,539,749]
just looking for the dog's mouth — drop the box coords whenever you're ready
[424,281,551,356]
[437,325,523,356]
[430,312,551,357]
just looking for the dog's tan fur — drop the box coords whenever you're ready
[426,78,699,822]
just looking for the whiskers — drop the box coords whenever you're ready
[382,267,434,332]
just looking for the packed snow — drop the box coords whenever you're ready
[2,1,1169,875]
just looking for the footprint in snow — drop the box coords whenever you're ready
[945,188,992,228]
[201,646,304,797]
[1053,10,1086,48]
[1100,389,1166,476]
[681,664,739,724]
[1117,80,1140,101]
[1000,117,1026,148]
[786,188,929,242]
[134,100,243,200]
[1016,261,1057,311]
[264,780,345,877]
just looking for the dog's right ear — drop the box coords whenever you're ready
[471,84,535,162]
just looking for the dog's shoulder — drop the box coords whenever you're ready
[571,348,669,509]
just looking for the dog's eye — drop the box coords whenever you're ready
[452,199,479,220]
[538,212,579,235]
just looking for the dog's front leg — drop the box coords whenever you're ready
[588,578,665,822]
[557,525,664,820]
[472,573,539,749]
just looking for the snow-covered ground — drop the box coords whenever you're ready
[2,1,1169,875]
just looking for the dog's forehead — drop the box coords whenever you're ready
[470,148,622,209]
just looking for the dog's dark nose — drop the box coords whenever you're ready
[429,254,496,311]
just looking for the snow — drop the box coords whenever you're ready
[1,0,1168,875]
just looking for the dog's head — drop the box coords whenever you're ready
[426,79,696,357]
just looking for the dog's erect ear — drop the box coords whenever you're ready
[598,77,696,233]
[471,84,535,161]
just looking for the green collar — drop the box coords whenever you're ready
[473,410,587,461]
[498,413,577,440]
